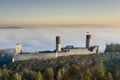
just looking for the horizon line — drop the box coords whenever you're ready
[0,23,120,27]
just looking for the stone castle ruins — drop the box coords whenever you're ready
[0,33,99,62]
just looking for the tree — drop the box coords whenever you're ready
[106,72,113,80]
[85,69,92,80]
[114,70,120,80]
[67,64,81,80]
[57,69,62,80]
[0,69,1,77]
[57,67,67,80]
[36,72,43,80]
[21,70,36,80]
[12,72,22,80]
[94,67,106,80]
[43,67,54,80]
[79,72,84,80]
[1,69,10,80]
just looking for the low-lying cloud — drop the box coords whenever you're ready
[0,25,120,52]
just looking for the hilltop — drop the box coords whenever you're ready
[0,53,120,80]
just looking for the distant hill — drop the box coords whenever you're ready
[0,26,24,29]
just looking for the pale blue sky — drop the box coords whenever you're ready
[0,0,120,25]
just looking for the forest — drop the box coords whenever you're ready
[0,43,120,80]
[0,52,120,80]
[105,43,120,53]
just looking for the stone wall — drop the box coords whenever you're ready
[56,48,93,57]
[13,48,95,61]
[13,53,56,61]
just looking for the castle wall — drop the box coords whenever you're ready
[57,48,93,57]
[92,46,99,54]
[13,53,56,61]
[13,48,94,61]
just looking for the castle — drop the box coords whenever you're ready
[0,33,99,62]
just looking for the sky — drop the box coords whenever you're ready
[0,0,120,25]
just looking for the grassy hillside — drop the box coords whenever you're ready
[0,53,120,80]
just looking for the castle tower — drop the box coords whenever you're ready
[86,32,92,49]
[15,43,22,55]
[56,36,61,51]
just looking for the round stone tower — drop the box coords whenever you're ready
[86,32,92,49]
[56,36,61,51]
[15,43,22,55]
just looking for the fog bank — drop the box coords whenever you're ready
[0,25,120,52]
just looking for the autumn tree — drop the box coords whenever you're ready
[36,72,43,80]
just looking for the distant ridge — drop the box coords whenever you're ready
[0,26,41,29]
[0,26,24,29]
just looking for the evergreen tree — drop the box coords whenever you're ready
[43,67,54,80]
[106,72,113,80]
[36,72,43,80]
[85,69,92,80]
[12,72,22,80]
